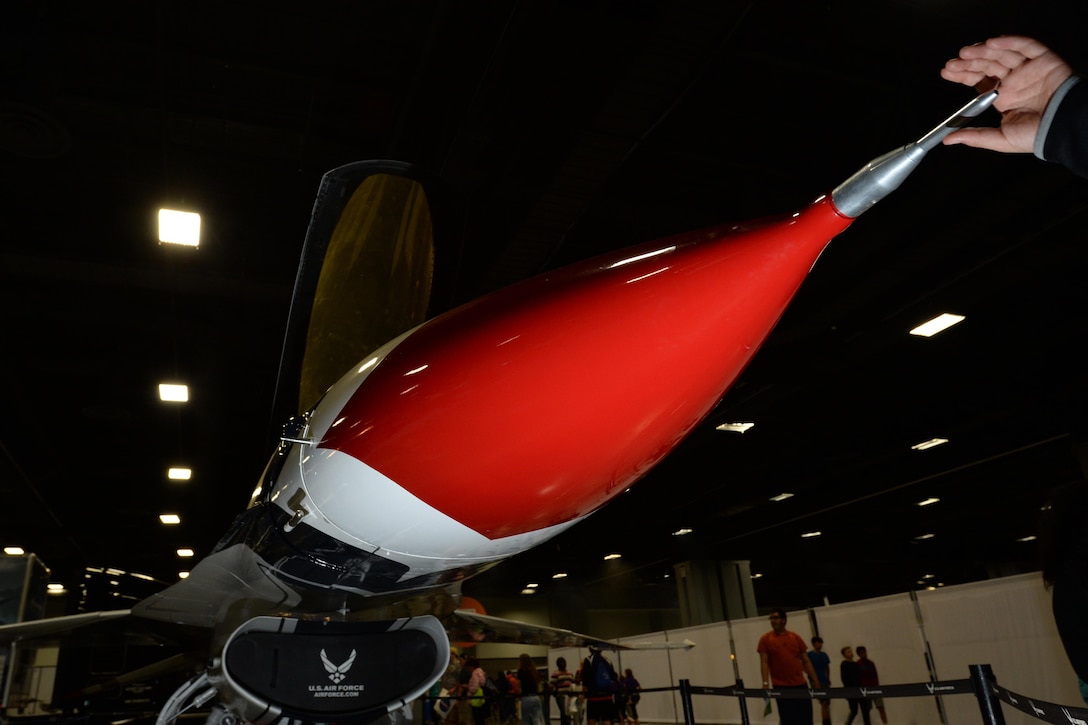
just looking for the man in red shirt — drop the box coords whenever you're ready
[758,609,822,725]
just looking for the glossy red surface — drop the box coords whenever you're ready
[322,196,853,540]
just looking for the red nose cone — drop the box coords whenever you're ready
[322,196,852,539]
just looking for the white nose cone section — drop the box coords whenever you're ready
[296,445,578,576]
[268,328,584,582]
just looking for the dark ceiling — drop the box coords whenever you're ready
[4,0,1088,621]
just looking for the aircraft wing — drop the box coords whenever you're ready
[0,609,132,643]
[130,544,693,652]
[446,609,694,651]
[131,543,302,629]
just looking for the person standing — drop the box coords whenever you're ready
[572,657,586,725]
[839,647,871,725]
[581,646,620,725]
[551,657,576,725]
[620,668,641,725]
[757,608,822,725]
[464,657,490,725]
[495,668,517,725]
[450,648,472,725]
[854,647,886,725]
[518,653,545,725]
[507,670,522,724]
[807,637,832,725]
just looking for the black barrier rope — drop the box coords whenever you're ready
[684,665,1088,725]
[687,679,976,700]
[991,679,1088,725]
[426,685,679,704]
[425,667,1088,725]
[423,684,684,722]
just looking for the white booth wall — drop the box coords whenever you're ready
[547,572,1079,725]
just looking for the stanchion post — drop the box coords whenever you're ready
[969,664,1006,725]
[735,679,751,725]
[679,679,696,725]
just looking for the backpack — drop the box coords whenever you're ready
[585,651,618,694]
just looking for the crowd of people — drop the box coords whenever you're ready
[430,626,893,725]
[758,609,891,725]
[426,647,640,725]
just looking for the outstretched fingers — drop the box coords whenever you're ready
[982,35,1054,60]
[942,126,1017,153]
[941,35,1047,89]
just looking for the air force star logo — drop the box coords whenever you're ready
[321,648,358,683]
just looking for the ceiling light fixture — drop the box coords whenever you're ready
[914,533,936,540]
[770,492,794,502]
[672,528,693,536]
[716,422,755,433]
[159,514,181,525]
[520,588,537,595]
[916,497,940,506]
[552,572,568,579]
[158,209,201,247]
[168,467,192,481]
[911,438,948,451]
[158,383,189,402]
[1016,535,1037,542]
[909,313,965,337]
[3,547,25,556]
[176,548,195,558]
[603,553,622,560]
[801,531,822,538]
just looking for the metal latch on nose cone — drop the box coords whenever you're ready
[287,488,309,529]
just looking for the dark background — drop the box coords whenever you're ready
[3,0,1087,618]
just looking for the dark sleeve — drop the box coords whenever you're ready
[1053,553,1088,682]
[1040,77,1088,179]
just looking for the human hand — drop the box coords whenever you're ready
[940,35,1074,153]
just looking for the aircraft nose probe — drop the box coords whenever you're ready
[831,89,998,218]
